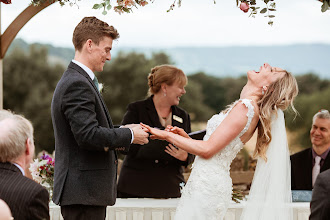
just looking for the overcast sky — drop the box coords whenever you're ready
[1,0,330,49]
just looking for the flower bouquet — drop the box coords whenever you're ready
[29,153,55,200]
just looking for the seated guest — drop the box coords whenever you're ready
[310,169,330,220]
[0,199,12,220]
[291,109,330,190]
[117,65,195,198]
[0,110,50,220]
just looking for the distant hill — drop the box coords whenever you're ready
[7,38,330,78]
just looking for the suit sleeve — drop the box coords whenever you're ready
[310,174,330,220]
[28,187,50,220]
[62,80,131,151]
[120,103,144,155]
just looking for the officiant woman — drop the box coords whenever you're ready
[117,65,195,198]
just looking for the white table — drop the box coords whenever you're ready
[49,199,311,220]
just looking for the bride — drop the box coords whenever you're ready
[143,63,298,220]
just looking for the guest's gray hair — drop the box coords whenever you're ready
[313,109,330,122]
[0,110,34,163]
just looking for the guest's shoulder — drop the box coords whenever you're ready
[291,148,311,159]
[21,176,47,192]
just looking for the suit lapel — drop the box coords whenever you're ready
[306,149,313,188]
[68,62,114,128]
[321,152,330,172]
[146,96,164,129]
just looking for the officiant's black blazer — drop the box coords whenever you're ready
[51,62,132,206]
[0,162,49,220]
[310,169,330,220]
[117,96,195,198]
[290,148,330,190]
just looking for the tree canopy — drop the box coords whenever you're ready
[3,44,330,153]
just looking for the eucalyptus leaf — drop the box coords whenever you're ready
[260,8,267,13]
[321,1,330,12]
[107,4,112,10]
[102,10,107,15]
[264,0,270,4]
[269,8,276,11]
[269,15,275,18]
[92,4,101,9]
[123,7,131,13]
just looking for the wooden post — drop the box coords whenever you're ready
[0,1,55,110]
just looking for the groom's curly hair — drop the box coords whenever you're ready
[72,16,119,52]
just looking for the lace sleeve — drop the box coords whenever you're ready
[238,99,255,137]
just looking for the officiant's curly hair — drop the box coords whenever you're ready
[72,16,119,52]
[255,71,298,161]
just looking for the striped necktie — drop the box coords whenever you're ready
[93,76,100,91]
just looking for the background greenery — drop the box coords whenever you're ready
[3,45,330,154]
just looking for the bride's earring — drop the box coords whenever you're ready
[164,93,166,97]
[262,86,267,95]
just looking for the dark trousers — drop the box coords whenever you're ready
[61,204,106,220]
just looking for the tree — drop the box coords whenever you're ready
[3,45,63,154]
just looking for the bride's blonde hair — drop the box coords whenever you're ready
[254,71,298,161]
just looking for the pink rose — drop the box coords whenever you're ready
[1,0,12,4]
[240,2,250,13]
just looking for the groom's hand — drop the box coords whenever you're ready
[131,125,149,145]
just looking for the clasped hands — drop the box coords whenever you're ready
[141,123,189,161]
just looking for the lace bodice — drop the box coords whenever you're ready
[193,99,255,173]
[174,99,255,220]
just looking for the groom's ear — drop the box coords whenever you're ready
[85,39,93,53]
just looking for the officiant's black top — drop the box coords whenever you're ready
[117,96,195,198]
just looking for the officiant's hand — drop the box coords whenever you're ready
[165,125,190,138]
[165,144,188,161]
[131,125,149,145]
[141,123,168,140]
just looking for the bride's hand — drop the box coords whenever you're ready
[141,123,168,140]
[165,125,190,138]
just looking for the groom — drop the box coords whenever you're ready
[51,17,149,219]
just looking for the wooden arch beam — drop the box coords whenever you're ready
[0,1,55,59]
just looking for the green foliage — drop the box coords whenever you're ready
[3,44,329,153]
[286,86,330,149]
[99,52,214,124]
[3,45,64,154]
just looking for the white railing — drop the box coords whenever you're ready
[49,198,311,220]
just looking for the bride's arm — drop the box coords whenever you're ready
[146,102,250,159]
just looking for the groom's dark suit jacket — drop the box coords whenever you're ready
[310,169,330,220]
[0,162,49,220]
[290,148,330,190]
[51,62,132,206]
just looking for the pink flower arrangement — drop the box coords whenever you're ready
[29,153,55,189]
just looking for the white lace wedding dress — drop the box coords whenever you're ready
[174,99,254,220]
